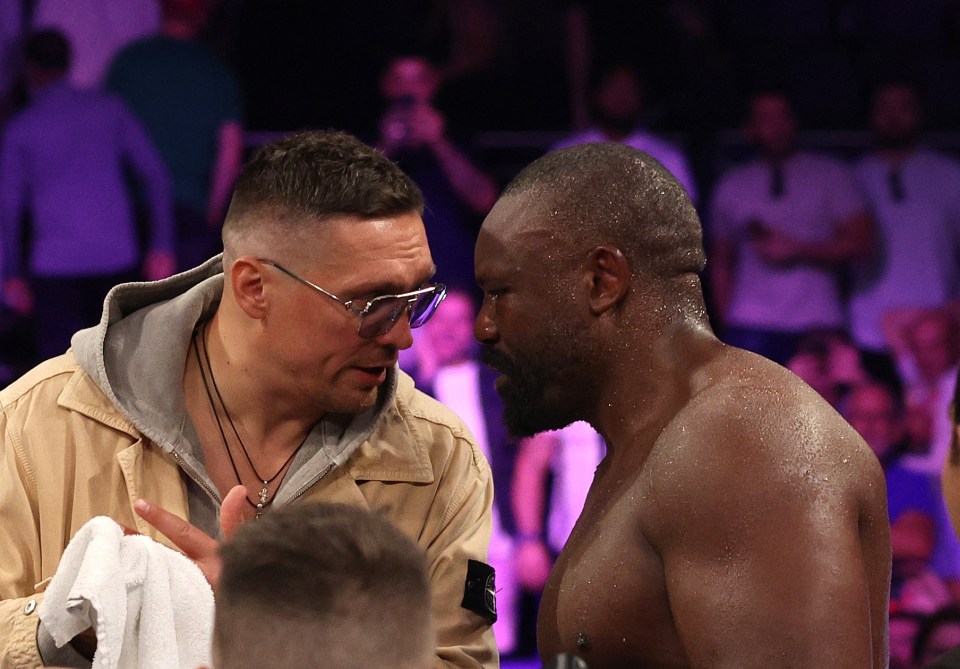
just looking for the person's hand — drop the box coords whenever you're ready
[516,538,553,592]
[142,250,176,282]
[3,276,33,315]
[133,485,252,588]
[379,105,412,155]
[406,103,446,147]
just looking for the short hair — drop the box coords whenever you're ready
[214,503,434,669]
[504,142,705,279]
[223,130,423,245]
[25,30,70,72]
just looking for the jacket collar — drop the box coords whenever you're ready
[57,359,436,485]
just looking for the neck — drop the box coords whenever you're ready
[590,319,720,467]
[192,314,319,456]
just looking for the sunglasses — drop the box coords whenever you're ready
[258,259,446,339]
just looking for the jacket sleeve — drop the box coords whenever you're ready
[425,437,498,669]
[0,397,46,668]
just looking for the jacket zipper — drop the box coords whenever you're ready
[173,450,338,507]
[171,450,223,504]
[288,462,336,503]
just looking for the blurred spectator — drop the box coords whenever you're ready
[709,90,872,365]
[0,29,174,360]
[890,609,926,669]
[510,422,604,594]
[883,307,960,475]
[550,64,698,203]
[849,80,960,382]
[786,329,868,410]
[845,380,950,614]
[377,55,497,294]
[0,0,24,125]
[404,287,519,655]
[212,502,434,669]
[32,0,160,89]
[914,606,960,668]
[106,0,243,271]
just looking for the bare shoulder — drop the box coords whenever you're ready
[638,348,890,668]
[645,348,885,528]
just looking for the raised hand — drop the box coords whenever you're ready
[134,484,252,588]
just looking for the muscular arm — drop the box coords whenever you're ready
[648,387,890,668]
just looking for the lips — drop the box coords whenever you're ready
[352,365,389,385]
[480,346,513,376]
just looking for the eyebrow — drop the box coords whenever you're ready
[341,265,438,298]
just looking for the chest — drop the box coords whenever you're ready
[537,488,688,668]
[726,165,841,239]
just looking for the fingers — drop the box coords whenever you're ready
[220,485,253,541]
[134,498,218,560]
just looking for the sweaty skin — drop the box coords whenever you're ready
[474,185,890,669]
[536,348,889,668]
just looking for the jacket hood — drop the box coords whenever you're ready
[70,255,399,505]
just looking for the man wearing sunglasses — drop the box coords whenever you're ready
[0,131,496,668]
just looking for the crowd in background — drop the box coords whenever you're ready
[2,0,960,665]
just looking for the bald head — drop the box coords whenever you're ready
[501,142,705,280]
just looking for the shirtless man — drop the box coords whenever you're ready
[473,142,891,668]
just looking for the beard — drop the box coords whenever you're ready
[481,339,584,437]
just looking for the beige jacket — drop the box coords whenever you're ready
[0,354,496,668]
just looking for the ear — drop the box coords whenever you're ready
[586,245,631,315]
[230,257,268,320]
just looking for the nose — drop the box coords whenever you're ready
[375,310,415,350]
[474,299,498,344]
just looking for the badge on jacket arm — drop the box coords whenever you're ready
[461,559,497,623]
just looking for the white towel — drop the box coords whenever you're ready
[38,516,214,669]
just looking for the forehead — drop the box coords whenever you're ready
[313,213,434,288]
[475,192,556,280]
